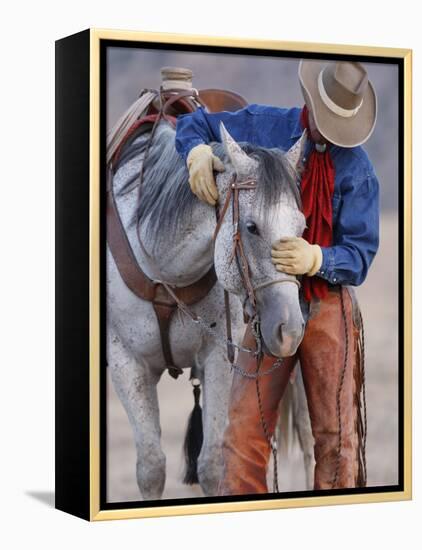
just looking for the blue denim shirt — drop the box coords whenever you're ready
[175,104,380,287]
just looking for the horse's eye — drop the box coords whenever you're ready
[246,221,259,236]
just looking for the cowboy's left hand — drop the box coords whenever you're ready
[271,237,323,276]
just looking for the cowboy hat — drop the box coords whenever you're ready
[298,60,377,148]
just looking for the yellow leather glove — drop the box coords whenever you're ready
[271,237,323,276]
[186,144,225,205]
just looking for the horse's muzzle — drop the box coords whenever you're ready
[256,283,305,358]
[278,322,305,357]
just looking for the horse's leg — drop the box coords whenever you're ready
[195,346,232,496]
[108,333,166,500]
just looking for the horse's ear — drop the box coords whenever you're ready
[219,122,257,175]
[286,130,307,173]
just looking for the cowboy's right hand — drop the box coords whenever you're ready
[186,144,225,205]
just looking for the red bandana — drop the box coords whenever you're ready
[299,105,335,302]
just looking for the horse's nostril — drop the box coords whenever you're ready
[279,323,285,342]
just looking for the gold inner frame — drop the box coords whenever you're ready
[89,28,412,521]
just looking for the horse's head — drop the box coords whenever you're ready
[213,123,307,358]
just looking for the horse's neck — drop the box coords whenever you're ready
[140,202,216,286]
[113,177,215,287]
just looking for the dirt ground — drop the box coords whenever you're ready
[106,212,399,502]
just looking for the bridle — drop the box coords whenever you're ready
[213,174,301,320]
[213,174,301,362]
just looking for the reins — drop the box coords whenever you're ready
[212,173,301,493]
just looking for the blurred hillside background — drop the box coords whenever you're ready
[106,47,399,502]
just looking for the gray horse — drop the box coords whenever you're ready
[107,120,307,499]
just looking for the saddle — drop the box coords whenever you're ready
[107,86,248,378]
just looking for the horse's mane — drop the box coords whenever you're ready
[115,121,300,242]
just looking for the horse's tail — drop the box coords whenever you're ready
[182,377,203,485]
[277,365,315,491]
[277,379,295,458]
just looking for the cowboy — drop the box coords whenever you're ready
[175,60,379,493]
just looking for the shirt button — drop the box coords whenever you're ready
[333,278,337,283]
[320,271,324,275]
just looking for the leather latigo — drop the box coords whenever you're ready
[219,287,363,494]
